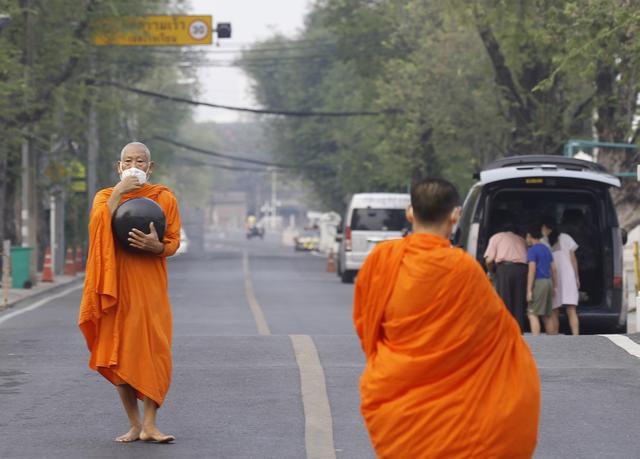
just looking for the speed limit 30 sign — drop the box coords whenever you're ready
[188,19,209,41]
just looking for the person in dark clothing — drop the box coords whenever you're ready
[484,211,529,331]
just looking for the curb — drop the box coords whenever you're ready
[1,275,85,313]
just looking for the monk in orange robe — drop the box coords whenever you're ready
[354,178,540,458]
[78,142,180,443]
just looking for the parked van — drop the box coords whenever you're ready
[337,193,411,283]
[453,155,627,333]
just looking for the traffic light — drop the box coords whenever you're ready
[216,22,231,39]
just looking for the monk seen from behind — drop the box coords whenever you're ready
[78,142,181,443]
[354,178,540,458]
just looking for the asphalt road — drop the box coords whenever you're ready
[2,234,640,458]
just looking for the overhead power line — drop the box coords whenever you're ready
[126,53,337,68]
[153,136,298,169]
[95,80,399,117]
[180,156,267,173]
[134,35,365,53]
[142,41,338,55]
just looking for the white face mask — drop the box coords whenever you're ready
[119,165,149,184]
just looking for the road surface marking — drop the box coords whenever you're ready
[290,334,336,459]
[0,284,83,326]
[243,251,271,335]
[600,334,640,358]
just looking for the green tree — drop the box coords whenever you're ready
[242,0,640,225]
[0,0,199,266]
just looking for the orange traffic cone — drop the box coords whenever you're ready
[42,246,54,282]
[327,249,336,273]
[75,246,83,272]
[63,248,76,276]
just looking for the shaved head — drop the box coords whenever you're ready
[410,177,460,224]
[120,142,151,161]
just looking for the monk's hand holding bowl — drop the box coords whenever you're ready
[128,222,164,255]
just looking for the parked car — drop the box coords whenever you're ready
[294,228,321,251]
[336,192,411,283]
[453,155,627,333]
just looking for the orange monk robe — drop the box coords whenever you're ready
[78,183,181,406]
[354,233,540,458]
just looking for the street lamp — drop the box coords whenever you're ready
[0,14,11,32]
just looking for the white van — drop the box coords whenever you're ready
[337,193,411,283]
[453,155,627,333]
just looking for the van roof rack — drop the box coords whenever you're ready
[484,155,608,173]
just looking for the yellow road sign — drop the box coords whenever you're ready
[93,15,213,46]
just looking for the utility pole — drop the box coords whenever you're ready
[0,15,11,249]
[87,54,99,214]
[87,98,98,212]
[20,0,31,248]
[2,240,9,309]
[20,140,29,246]
[0,150,7,248]
[49,195,56,271]
[21,0,37,282]
[271,168,277,230]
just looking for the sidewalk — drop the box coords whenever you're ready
[1,273,84,311]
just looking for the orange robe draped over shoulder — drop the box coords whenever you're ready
[354,234,540,458]
[78,184,181,406]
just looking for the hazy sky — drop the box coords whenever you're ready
[188,0,311,123]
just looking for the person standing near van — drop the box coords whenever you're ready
[484,211,528,331]
[542,220,580,335]
[354,178,540,458]
[526,225,557,335]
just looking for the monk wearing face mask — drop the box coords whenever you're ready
[78,141,181,443]
[354,177,540,458]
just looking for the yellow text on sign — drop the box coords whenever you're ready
[93,16,212,46]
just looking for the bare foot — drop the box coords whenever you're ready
[114,426,141,443]
[140,427,175,443]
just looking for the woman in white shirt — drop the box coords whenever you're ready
[542,220,580,335]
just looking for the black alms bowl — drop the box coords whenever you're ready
[112,197,166,254]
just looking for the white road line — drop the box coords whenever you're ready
[290,334,337,459]
[242,251,271,336]
[242,253,335,457]
[0,284,83,326]
[600,334,640,358]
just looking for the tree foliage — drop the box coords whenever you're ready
[0,0,199,252]
[241,0,640,226]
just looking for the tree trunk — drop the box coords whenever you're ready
[474,10,533,155]
[412,121,439,181]
[593,60,640,229]
[0,147,7,247]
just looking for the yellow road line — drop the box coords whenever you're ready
[290,334,337,459]
[243,251,271,335]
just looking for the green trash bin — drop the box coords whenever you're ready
[10,246,33,289]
